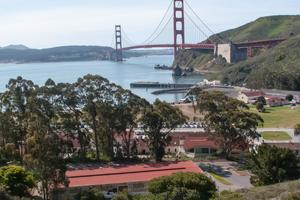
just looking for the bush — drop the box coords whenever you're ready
[0,165,36,198]
[112,192,133,200]
[247,144,300,186]
[148,172,216,200]
[295,124,300,136]
[286,94,294,102]
[256,102,265,112]
[74,189,105,200]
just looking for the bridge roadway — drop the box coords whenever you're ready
[122,43,215,51]
[121,38,286,51]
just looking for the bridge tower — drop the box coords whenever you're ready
[115,25,123,62]
[173,0,185,57]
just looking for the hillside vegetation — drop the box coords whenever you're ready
[175,15,300,91]
[224,34,300,90]
[219,179,300,200]
[210,15,300,42]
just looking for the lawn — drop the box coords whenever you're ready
[261,131,292,141]
[250,105,300,128]
[209,172,232,185]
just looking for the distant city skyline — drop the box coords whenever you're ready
[0,0,299,48]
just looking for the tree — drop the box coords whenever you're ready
[148,172,216,200]
[294,124,300,136]
[74,189,105,200]
[113,89,149,159]
[286,94,294,102]
[0,77,37,158]
[0,165,35,198]
[140,99,186,162]
[197,91,263,159]
[248,144,300,186]
[257,96,266,105]
[256,102,265,113]
[24,89,67,200]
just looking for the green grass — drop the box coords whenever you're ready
[250,106,300,128]
[209,172,232,185]
[261,131,292,141]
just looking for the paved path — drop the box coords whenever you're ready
[197,161,252,191]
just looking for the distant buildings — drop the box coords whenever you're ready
[237,90,266,104]
[52,161,202,200]
[131,131,219,158]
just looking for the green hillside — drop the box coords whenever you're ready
[174,15,300,91]
[210,15,300,42]
[219,179,300,200]
[224,34,300,90]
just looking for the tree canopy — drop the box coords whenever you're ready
[248,144,300,186]
[0,165,35,198]
[140,99,186,162]
[148,172,217,200]
[197,91,263,158]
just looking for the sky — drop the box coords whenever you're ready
[0,0,299,48]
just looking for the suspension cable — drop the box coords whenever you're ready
[184,0,225,43]
[146,14,173,45]
[184,11,210,42]
[141,0,173,44]
[122,28,136,46]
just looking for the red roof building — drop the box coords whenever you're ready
[52,161,202,200]
[238,90,265,104]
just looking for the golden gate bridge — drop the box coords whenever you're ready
[114,0,285,62]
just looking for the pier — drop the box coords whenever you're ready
[130,81,195,89]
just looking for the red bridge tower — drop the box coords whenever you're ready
[173,0,185,57]
[115,25,123,62]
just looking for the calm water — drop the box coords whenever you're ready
[0,55,203,102]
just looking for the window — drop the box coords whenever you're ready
[132,183,145,192]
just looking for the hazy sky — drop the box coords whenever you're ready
[0,0,299,48]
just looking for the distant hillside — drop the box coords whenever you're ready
[1,44,30,50]
[0,45,172,63]
[174,15,300,91]
[0,46,115,63]
[210,15,300,43]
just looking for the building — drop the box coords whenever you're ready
[134,131,219,158]
[265,96,289,107]
[237,90,265,104]
[52,161,202,200]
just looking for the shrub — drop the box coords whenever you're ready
[0,165,35,198]
[148,172,216,200]
[74,189,105,200]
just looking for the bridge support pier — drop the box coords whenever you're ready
[173,0,185,58]
[115,25,123,62]
[247,47,253,58]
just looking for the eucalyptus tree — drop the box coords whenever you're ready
[140,99,186,162]
[0,77,37,158]
[24,86,67,200]
[113,88,150,159]
[56,82,90,160]
[76,74,118,161]
[197,91,263,159]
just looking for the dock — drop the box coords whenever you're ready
[130,81,195,89]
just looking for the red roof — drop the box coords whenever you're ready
[184,137,218,150]
[66,161,202,188]
[241,91,265,97]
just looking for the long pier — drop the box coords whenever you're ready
[130,81,195,89]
